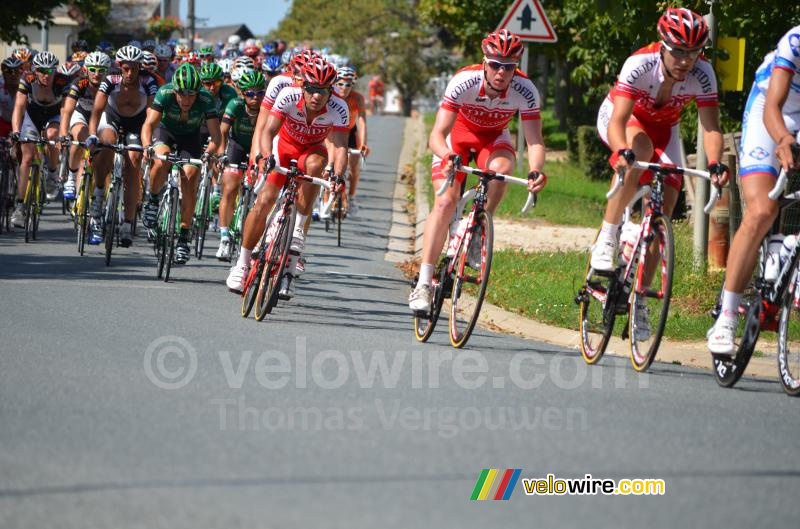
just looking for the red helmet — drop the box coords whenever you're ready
[301,58,337,88]
[243,45,260,58]
[481,29,524,60]
[290,50,319,75]
[657,8,709,49]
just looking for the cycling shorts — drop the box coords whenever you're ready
[266,137,327,188]
[740,85,800,179]
[225,137,248,168]
[348,127,358,149]
[152,125,203,162]
[597,97,683,192]
[98,107,146,141]
[68,107,92,130]
[431,121,514,183]
[21,111,60,138]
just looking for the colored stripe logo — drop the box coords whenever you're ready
[470,469,521,500]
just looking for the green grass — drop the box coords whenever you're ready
[487,220,727,341]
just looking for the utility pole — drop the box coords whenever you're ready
[188,0,195,50]
[41,19,49,52]
[692,0,717,270]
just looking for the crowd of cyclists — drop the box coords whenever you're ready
[1,8,799,388]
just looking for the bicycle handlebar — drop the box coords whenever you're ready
[435,155,537,214]
[94,142,144,153]
[252,162,334,195]
[768,143,800,201]
[18,136,58,146]
[607,160,719,215]
[152,152,204,166]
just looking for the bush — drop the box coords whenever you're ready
[576,125,609,180]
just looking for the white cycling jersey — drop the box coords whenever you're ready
[261,72,294,112]
[740,26,800,178]
[440,64,540,133]
[269,85,349,147]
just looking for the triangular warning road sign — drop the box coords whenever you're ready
[496,0,557,43]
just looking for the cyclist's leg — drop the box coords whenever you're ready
[478,130,516,214]
[43,122,59,173]
[68,113,89,192]
[219,139,246,231]
[149,127,173,194]
[93,115,117,192]
[17,112,38,200]
[122,132,143,224]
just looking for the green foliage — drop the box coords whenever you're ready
[75,0,111,45]
[576,125,608,180]
[0,0,110,46]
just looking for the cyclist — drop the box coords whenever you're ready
[199,62,237,207]
[327,65,368,215]
[215,70,265,261]
[142,40,157,53]
[408,29,546,313]
[588,8,729,340]
[368,74,384,115]
[154,44,176,83]
[141,63,222,265]
[87,45,159,246]
[707,25,800,355]
[59,51,110,200]
[141,51,166,86]
[225,58,349,297]
[13,48,33,73]
[10,51,70,224]
[261,55,283,85]
[0,56,23,139]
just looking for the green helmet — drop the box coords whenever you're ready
[199,62,223,82]
[237,69,265,91]
[173,63,201,91]
[197,46,214,57]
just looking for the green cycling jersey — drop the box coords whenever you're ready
[217,84,238,113]
[222,97,258,150]
[151,83,218,136]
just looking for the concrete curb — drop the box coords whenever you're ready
[402,114,777,381]
[384,117,418,264]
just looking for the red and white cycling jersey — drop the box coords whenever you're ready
[608,43,718,127]
[261,73,295,112]
[440,64,540,132]
[270,86,349,148]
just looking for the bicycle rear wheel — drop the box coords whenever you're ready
[413,259,450,342]
[255,204,295,321]
[336,193,343,247]
[163,187,179,282]
[194,177,211,259]
[778,288,800,396]
[23,170,36,243]
[449,211,493,348]
[629,215,674,372]
[0,161,9,233]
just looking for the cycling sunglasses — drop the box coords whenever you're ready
[304,85,331,95]
[86,66,108,74]
[244,89,266,98]
[336,81,353,88]
[202,80,222,87]
[36,67,55,75]
[176,89,198,96]
[485,59,518,72]
[661,42,703,60]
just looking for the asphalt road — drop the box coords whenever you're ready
[0,115,798,528]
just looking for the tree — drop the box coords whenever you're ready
[2,0,110,46]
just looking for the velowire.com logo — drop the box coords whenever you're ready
[470,469,522,500]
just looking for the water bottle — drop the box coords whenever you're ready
[764,234,785,283]
[779,234,798,275]
[446,218,468,258]
[617,221,640,266]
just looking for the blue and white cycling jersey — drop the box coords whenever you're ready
[740,26,800,178]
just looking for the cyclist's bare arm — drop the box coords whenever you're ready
[59,97,78,137]
[140,107,162,149]
[88,90,109,137]
[205,117,222,155]
[698,105,728,186]
[219,120,231,154]
[608,96,636,171]
[257,113,282,164]
[328,129,348,176]
[11,91,26,134]
[520,117,546,192]
[324,136,335,166]
[429,108,458,170]
[249,105,270,163]
[764,67,797,171]
[357,113,367,149]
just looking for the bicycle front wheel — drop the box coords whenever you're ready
[194,177,211,259]
[413,259,449,342]
[449,211,493,348]
[163,187,179,282]
[629,215,674,371]
[578,241,617,365]
[104,187,120,267]
[23,170,36,243]
[336,193,343,247]
[255,204,295,321]
[778,288,800,396]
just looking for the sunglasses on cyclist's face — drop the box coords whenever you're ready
[176,90,198,97]
[662,42,703,60]
[485,59,518,72]
[244,90,266,98]
[304,85,331,95]
[36,67,54,75]
[202,80,221,87]
[86,66,107,74]
[336,81,353,88]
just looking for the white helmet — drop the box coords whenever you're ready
[230,65,253,83]
[233,56,254,69]
[116,45,143,63]
[228,35,241,46]
[84,51,112,69]
[217,58,234,75]
[140,51,157,72]
[32,51,59,69]
[58,62,82,77]
[154,44,173,59]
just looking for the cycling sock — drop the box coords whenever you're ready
[68,168,78,178]
[294,213,308,233]
[237,247,252,267]
[720,290,742,320]
[149,192,159,203]
[417,263,434,288]
[93,186,104,200]
[220,227,230,238]
[179,227,190,241]
[599,220,620,241]
[286,253,299,274]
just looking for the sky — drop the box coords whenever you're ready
[179,0,290,36]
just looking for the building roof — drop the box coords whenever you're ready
[195,24,254,45]
[107,0,161,33]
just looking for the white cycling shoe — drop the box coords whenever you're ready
[226,262,249,293]
[590,237,618,272]
[409,284,432,312]
[708,316,737,356]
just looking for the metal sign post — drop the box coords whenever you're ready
[516,45,530,173]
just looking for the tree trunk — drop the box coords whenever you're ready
[401,92,414,116]
[554,54,568,129]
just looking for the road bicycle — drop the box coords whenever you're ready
[412,155,536,348]
[709,144,800,394]
[143,150,207,282]
[241,160,332,320]
[321,148,365,247]
[226,160,254,261]
[93,141,144,266]
[576,161,718,371]
[191,152,215,259]
[0,138,16,233]
[17,135,58,243]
